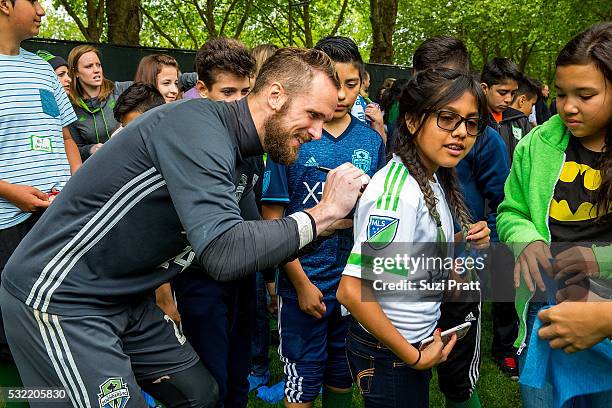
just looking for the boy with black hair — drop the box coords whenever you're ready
[481,57,532,161]
[481,57,528,378]
[262,36,386,408]
[412,35,470,72]
[0,0,79,362]
[411,35,510,407]
[511,75,540,118]
[183,36,255,101]
[113,83,165,127]
[349,52,385,142]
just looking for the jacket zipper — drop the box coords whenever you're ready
[516,152,565,356]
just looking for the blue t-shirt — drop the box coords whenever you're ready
[262,115,386,300]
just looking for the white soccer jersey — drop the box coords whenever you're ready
[343,155,455,343]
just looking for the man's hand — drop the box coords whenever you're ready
[1,184,50,212]
[553,246,600,285]
[296,281,326,319]
[307,163,367,233]
[514,240,553,292]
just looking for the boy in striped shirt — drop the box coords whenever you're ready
[0,0,78,360]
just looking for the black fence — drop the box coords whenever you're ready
[23,38,412,101]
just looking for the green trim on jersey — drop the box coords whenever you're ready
[376,161,409,211]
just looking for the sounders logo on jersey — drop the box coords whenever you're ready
[511,125,523,141]
[98,377,130,408]
[366,215,399,250]
[352,149,372,173]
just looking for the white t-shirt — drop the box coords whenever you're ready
[343,155,454,343]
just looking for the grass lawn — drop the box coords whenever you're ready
[0,303,521,407]
[248,302,521,407]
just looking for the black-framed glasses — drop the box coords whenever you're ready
[431,110,485,136]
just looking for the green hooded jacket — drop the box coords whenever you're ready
[497,114,612,353]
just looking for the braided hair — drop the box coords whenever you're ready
[394,68,487,235]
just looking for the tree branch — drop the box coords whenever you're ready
[176,1,199,49]
[330,0,348,37]
[220,0,241,37]
[302,2,312,47]
[95,0,105,29]
[251,3,289,46]
[205,0,217,36]
[191,0,215,36]
[57,0,89,40]
[140,5,179,48]
[233,0,253,39]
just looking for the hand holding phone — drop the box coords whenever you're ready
[420,322,471,347]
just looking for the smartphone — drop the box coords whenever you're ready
[420,322,471,347]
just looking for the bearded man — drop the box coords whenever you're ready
[0,48,367,408]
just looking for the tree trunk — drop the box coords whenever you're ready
[302,2,312,48]
[106,0,142,45]
[369,0,398,63]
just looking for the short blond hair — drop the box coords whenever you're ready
[251,48,340,96]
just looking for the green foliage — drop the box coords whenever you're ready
[138,0,371,51]
[394,0,609,83]
[39,1,86,41]
[39,0,609,83]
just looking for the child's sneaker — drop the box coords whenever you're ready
[497,356,519,380]
[248,371,270,392]
[257,380,285,404]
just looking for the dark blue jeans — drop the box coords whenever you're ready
[346,318,431,408]
[251,271,271,377]
[174,268,255,408]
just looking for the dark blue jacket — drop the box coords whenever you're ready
[455,126,510,242]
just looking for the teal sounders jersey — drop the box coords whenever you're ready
[262,116,385,300]
[343,156,454,342]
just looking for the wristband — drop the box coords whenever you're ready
[288,212,314,249]
[303,210,317,238]
[410,349,422,367]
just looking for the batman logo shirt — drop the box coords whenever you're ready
[549,136,611,243]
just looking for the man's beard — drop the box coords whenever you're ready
[263,103,304,165]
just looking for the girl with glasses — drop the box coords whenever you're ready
[337,68,490,407]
